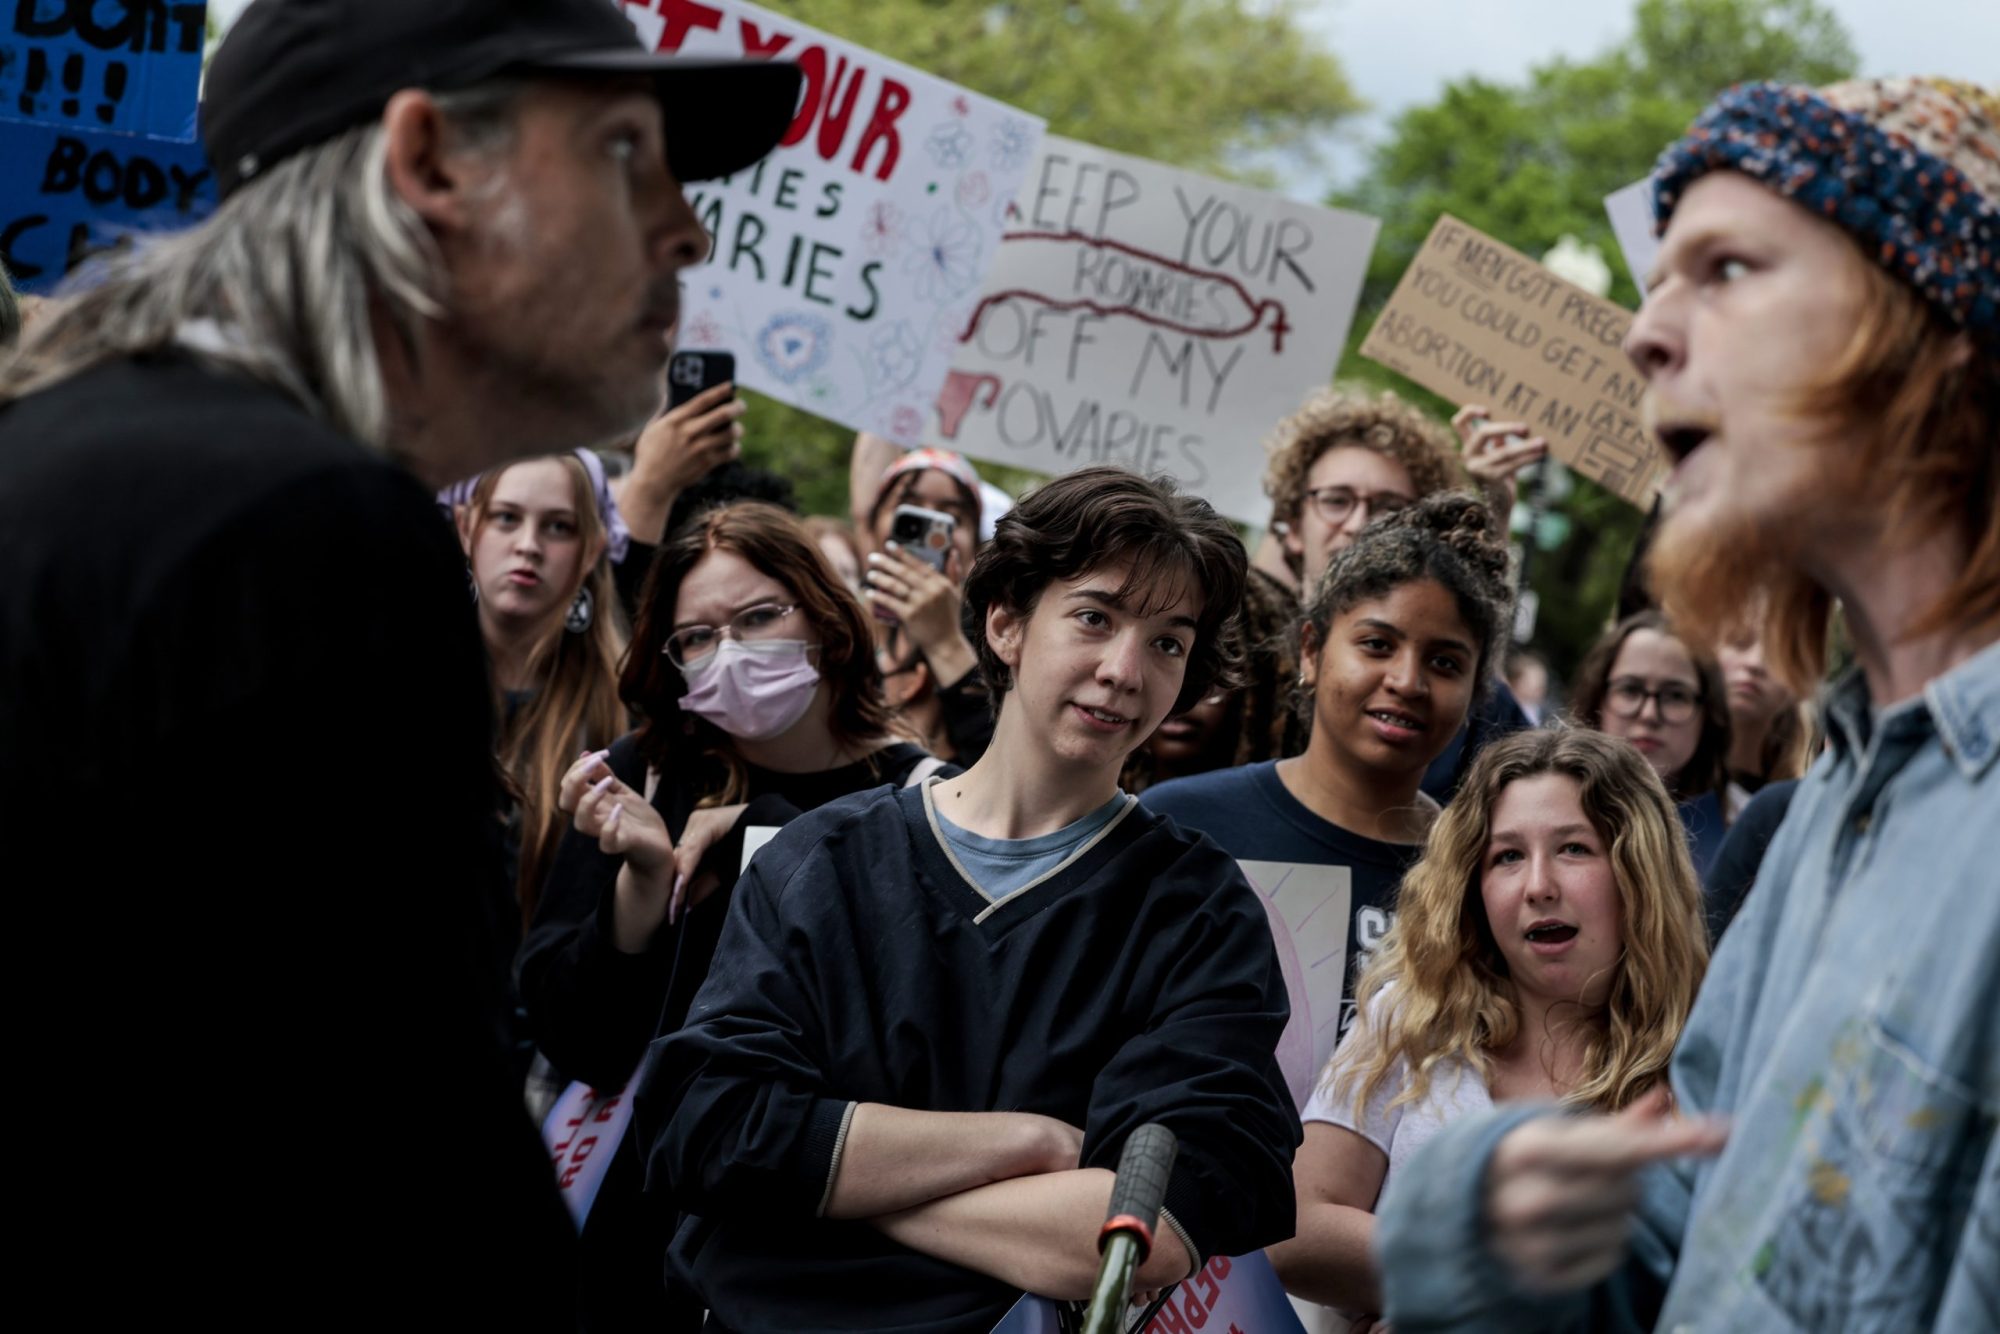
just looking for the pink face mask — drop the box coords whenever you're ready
[676,639,821,741]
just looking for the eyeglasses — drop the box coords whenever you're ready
[663,602,800,668]
[1301,485,1413,527]
[1605,677,1701,724]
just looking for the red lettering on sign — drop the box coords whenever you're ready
[644,0,725,52]
[737,19,791,58]
[851,78,909,181]
[814,57,866,164]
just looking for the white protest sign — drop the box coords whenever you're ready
[1605,178,1660,295]
[741,824,781,873]
[1240,860,1352,1112]
[935,138,1379,524]
[626,0,1044,444]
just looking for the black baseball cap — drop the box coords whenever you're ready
[202,0,803,197]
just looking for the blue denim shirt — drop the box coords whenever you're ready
[1375,638,2000,1332]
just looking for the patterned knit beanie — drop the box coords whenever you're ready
[1651,78,1999,351]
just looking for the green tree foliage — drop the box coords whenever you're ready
[735,0,1363,517]
[1332,0,1855,679]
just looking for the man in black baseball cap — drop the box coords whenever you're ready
[0,2,798,1327]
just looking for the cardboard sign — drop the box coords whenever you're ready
[623,0,1044,444]
[1359,215,1666,508]
[0,117,214,294]
[1605,179,1661,295]
[1240,861,1352,1112]
[991,1253,1305,1334]
[938,138,1378,524]
[0,1,207,142]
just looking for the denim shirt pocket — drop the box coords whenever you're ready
[1748,998,1991,1331]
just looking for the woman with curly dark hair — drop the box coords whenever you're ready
[1145,492,1516,1041]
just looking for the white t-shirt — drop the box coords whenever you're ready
[1290,998,1495,1334]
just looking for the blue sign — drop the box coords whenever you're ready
[0,1,209,142]
[0,116,214,293]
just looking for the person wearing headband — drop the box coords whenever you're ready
[1375,77,1999,1334]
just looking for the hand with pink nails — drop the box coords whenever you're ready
[668,803,748,924]
[561,749,678,953]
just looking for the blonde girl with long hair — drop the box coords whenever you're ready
[1269,728,1708,1331]
[453,451,630,921]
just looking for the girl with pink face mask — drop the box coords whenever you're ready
[519,502,948,1331]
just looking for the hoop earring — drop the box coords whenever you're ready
[565,584,594,634]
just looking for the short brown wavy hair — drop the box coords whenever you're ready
[960,467,1248,716]
[1265,388,1466,573]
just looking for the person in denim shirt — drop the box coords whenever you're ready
[1374,76,1999,1332]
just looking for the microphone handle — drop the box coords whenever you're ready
[1078,1124,1179,1334]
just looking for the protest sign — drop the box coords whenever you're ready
[621,0,1044,444]
[1359,215,1666,508]
[992,1253,1305,1334]
[0,117,214,294]
[542,1077,637,1230]
[1605,179,1661,295]
[937,138,1378,524]
[0,1,207,142]
[1240,860,1351,1112]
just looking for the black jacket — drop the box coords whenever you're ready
[0,353,572,1327]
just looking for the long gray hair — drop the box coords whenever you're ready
[0,81,527,449]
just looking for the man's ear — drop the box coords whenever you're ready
[985,600,1026,673]
[381,89,488,235]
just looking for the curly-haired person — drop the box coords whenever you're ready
[1268,729,1708,1333]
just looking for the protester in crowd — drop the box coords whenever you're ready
[1505,647,1553,726]
[806,515,865,596]
[1146,492,1515,1036]
[639,467,1298,1331]
[861,446,997,762]
[1570,611,1732,879]
[446,452,630,920]
[1123,557,1296,792]
[1258,389,1532,797]
[1376,77,2000,1333]
[1715,616,1814,811]
[0,1,800,1321]
[1699,777,1799,942]
[613,378,745,543]
[1271,728,1709,1333]
[607,457,801,621]
[521,501,944,1331]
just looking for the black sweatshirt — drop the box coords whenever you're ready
[0,354,571,1327]
[641,782,1301,1333]
[520,733,946,1332]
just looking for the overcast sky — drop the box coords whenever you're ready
[210,0,1994,194]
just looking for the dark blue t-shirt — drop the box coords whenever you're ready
[1142,760,1421,1037]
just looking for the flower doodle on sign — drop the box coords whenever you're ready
[870,322,924,392]
[862,201,903,258]
[889,404,925,441]
[955,170,992,210]
[905,210,984,303]
[754,312,833,386]
[682,311,724,348]
[989,120,1033,174]
[925,121,973,171]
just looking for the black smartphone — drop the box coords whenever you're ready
[666,349,736,410]
[890,504,958,574]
